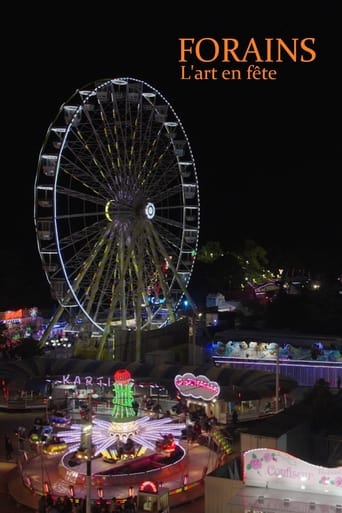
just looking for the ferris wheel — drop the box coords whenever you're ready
[34,77,200,359]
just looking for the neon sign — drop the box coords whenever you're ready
[174,372,220,401]
[60,375,112,387]
[139,480,158,493]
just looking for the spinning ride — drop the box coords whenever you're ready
[52,369,187,488]
[34,77,200,359]
[19,368,217,504]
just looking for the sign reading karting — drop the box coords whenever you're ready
[174,372,220,401]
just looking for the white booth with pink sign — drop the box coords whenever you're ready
[225,448,342,513]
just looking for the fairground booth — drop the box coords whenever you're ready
[206,447,342,513]
[137,480,170,513]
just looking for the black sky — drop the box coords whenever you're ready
[1,3,341,309]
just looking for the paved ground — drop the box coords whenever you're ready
[0,462,35,512]
[1,458,207,513]
[1,456,207,513]
[0,411,39,511]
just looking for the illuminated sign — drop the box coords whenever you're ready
[139,480,158,493]
[0,307,39,321]
[59,370,133,388]
[174,372,220,401]
[244,448,342,496]
[60,375,113,387]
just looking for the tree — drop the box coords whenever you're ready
[231,239,273,286]
[197,241,224,263]
[193,239,273,301]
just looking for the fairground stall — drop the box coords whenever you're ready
[205,448,342,513]
[174,372,227,424]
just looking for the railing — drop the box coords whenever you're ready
[212,355,342,387]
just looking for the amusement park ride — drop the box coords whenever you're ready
[34,77,200,361]
[23,368,190,510]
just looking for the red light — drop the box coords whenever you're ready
[139,481,158,493]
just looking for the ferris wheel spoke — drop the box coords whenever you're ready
[56,186,105,207]
[61,142,114,196]
[83,105,118,176]
[139,138,173,186]
[146,176,181,203]
[154,214,184,233]
[57,220,108,258]
[80,238,118,319]
[92,225,145,325]
[144,229,176,322]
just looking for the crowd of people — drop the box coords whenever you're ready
[38,494,136,512]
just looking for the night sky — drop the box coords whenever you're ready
[1,3,340,310]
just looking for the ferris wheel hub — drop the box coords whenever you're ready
[145,202,155,220]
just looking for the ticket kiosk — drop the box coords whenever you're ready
[137,480,169,513]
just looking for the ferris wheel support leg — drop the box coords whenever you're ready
[135,288,143,363]
[148,223,198,317]
[135,327,142,363]
[96,330,109,361]
[38,303,66,349]
[167,257,198,316]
